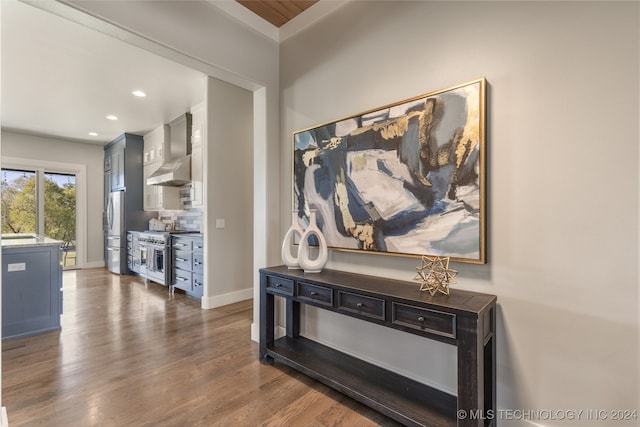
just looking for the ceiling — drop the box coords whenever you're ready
[0,0,325,146]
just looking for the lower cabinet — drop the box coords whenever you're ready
[127,231,142,275]
[2,243,63,341]
[171,235,203,299]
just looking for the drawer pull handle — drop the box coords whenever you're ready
[176,257,188,262]
[177,277,189,282]
[274,283,282,287]
[356,302,364,308]
[194,261,202,265]
[310,291,318,296]
[418,316,425,322]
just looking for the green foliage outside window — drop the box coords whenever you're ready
[2,174,36,234]
[1,174,76,242]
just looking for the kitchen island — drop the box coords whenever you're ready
[2,234,63,341]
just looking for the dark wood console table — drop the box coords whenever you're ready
[259,265,496,427]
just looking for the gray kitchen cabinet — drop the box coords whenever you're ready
[192,238,204,296]
[105,137,124,191]
[171,235,203,299]
[104,133,143,193]
[104,156,112,207]
[104,133,155,273]
[2,237,63,341]
[110,144,125,190]
[127,231,141,274]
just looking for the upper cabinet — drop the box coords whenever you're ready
[104,133,144,194]
[190,103,205,207]
[143,124,180,211]
[143,125,166,167]
[104,138,124,191]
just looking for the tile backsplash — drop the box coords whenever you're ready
[158,208,203,232]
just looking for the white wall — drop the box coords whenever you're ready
[281,1,639,425]
[202,76,254,308]
[1,131,104,267]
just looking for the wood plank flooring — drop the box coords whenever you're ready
[2,268,401,426]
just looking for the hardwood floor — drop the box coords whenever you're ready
[2,268,401,426]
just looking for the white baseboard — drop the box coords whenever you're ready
[201,287,253,309]
[1,407,8,427]
[83,261,105,269]
[251,322,260,342]
[250,323,285,343]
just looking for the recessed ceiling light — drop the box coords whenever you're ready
[132,90,146,97]
[106,115,118,121]
[88,132,99,136]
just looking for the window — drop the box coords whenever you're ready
[1,169,37,234]
[45,172,77,268]
[2,168,78,268]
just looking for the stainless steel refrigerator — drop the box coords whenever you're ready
[105,190,125,274]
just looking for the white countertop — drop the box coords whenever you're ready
[1,234,63,248]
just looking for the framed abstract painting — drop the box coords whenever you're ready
[292,78,487,264]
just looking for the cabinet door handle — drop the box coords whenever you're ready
[274,283,282,287]
[177,277,189,282]
[176,257,188,262]
[310,291,318,296]
[356,302,364,308]
[194,261,202,265]
[417,316,425,322]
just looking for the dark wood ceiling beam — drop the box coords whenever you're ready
[236,0,319,27]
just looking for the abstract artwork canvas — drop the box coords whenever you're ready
[293,78,486,263]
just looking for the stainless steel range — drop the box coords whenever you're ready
[138,231,170,286]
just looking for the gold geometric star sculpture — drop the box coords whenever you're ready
[414,255,458,296]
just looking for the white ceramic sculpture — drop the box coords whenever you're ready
[281,210,305,269]
[297,210,328,273]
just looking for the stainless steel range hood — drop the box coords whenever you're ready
[146,113,192,187]
[146,155,191,186]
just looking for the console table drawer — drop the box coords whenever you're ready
[297,281,333,307]
[337,291,385,321]
[392,303,456,339]
[266,275,294,296]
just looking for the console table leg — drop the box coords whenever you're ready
[488,307,497,425]
[259,282,274,365]
[457,315,485,427]
[286,299,300,338]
